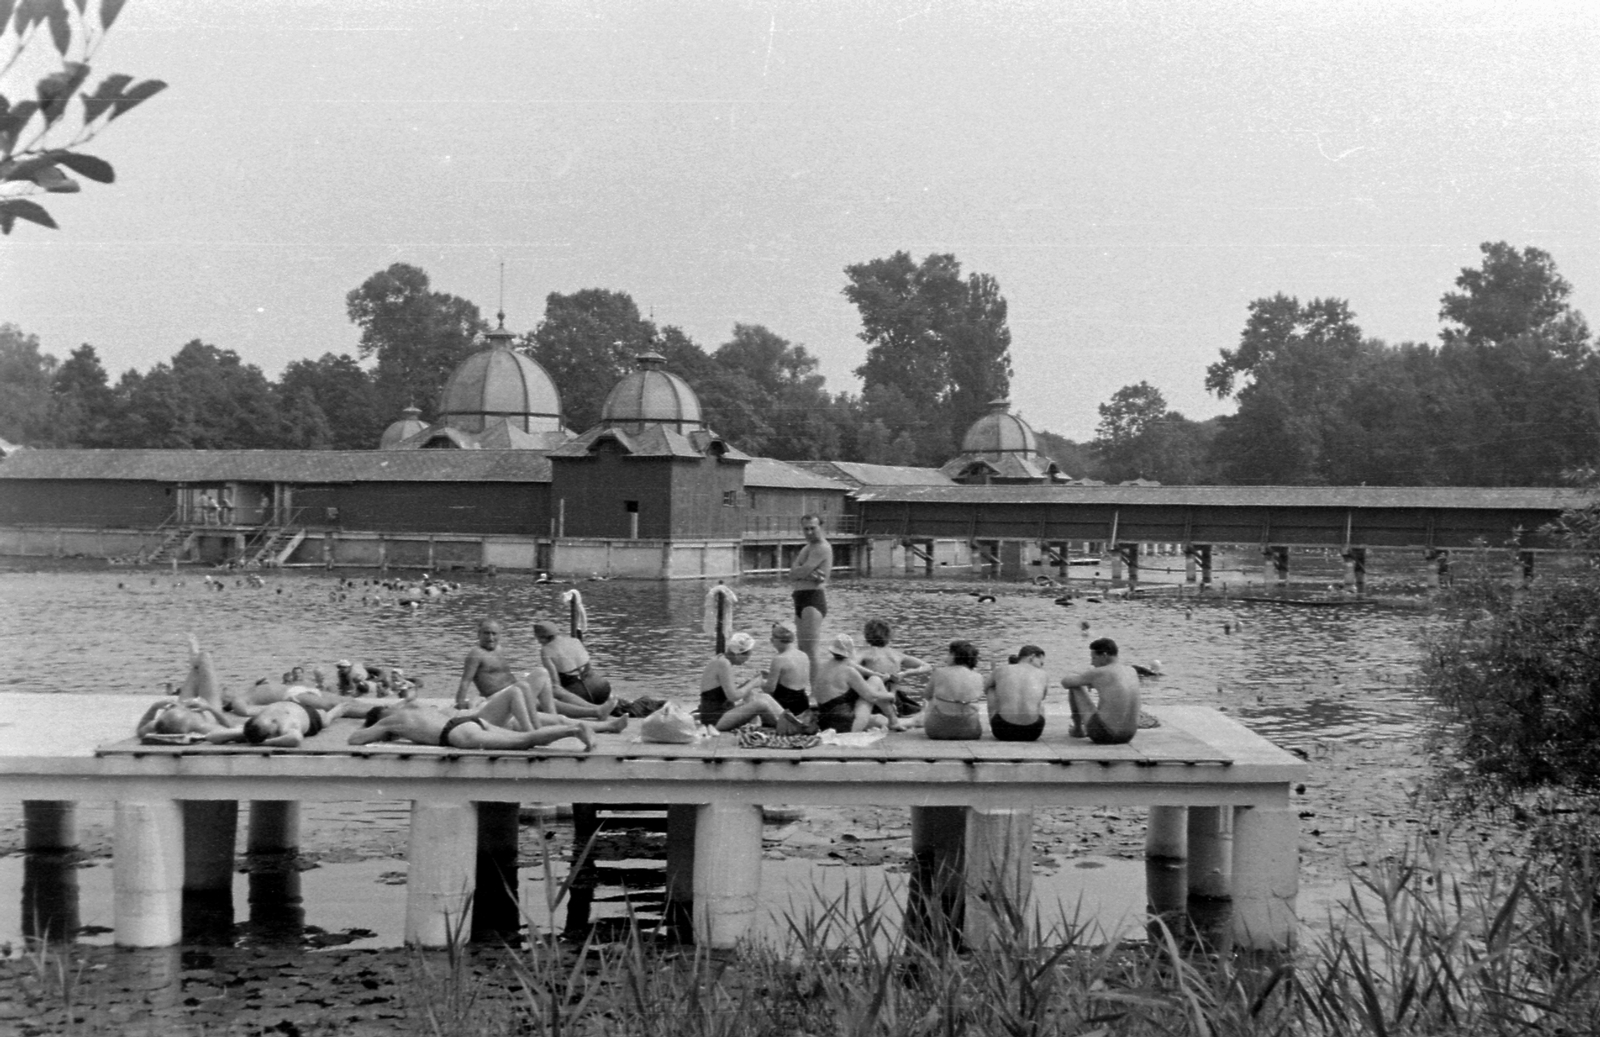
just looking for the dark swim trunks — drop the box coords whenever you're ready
[990,715,1046,742]
[295,699,323,737]
[772,683,810,716]
[815,690,858,733]
[1085,713,1133,745]
[558,663,612,705]
[792,588,828,618]
[439,715,487,747]
[697,688,731,727]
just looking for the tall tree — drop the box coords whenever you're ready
[1205,295,1367,484]
[0,0,167,233]
[0,323,55,444]
[112,340,282,448]
[711,324,840,459]
[1092,382,1216,485]
[527,288,656,432]
[346,264,486,419]
[1440,243,1577,347]
[50,342,117,446]
[843,251,1013,465]
[278,353,385,450]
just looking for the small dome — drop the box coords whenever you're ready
[960,399,1039,455]
[599,353,704,432]
[379,405,429,449]
[438,326,563,435]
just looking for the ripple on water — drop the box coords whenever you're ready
[0,566,1426,745]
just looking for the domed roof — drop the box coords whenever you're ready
[599,353,705,432]
[438,325,563,435]
[379,405,428,449]
[960,399,1039,455]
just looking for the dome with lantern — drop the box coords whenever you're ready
[940,399,1064,484]
[598,352,705,434]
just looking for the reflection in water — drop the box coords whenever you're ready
[21,851,79,942]
[246,858,305,945]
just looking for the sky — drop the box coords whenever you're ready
[2,0,1596,442]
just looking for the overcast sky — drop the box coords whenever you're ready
[3,0,1595,441]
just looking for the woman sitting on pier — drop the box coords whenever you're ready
[923,640,986,741]
[697,632,788,731]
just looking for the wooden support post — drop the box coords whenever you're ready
[114,800,185,947]
[909,805,966,947]
[182,801,238,895]
[692,802,763,949]
[473,801,521,942]
[406,801,478,947]
[1145,806,1187,860]
[963,807,1033,949]
[248,801,300,854]
[1521,550,1536,584]
[1198,544,1213,587]
[1186,806,1233,900]
[23,800,77,851]
[664,804,697,937]
[1230,804,1299,950]
[1184,545,1198,584]
[1269,545,1289,584]
[1343,547,1367,595]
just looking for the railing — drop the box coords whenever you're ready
[742,513,860,538]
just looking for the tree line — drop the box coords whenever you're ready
[2,242,1594,486]
[0,251,1012,467]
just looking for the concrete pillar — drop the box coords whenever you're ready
[1198,544,1213,587]
[1184,546,1197,584]
[1230,804,1299,950]
[23,801,77,851]
[406,801,478,947]
[248,801,300,854]
[909,805,966,947]
[665,804,697,938]
[1186,806,1234,900]
[1145,858,1187,927]
[963,807,1033,949]
[22,850,80,942]
[114,800,185,947]
[693,802,763,949]
[1145,806,1187,860]
[473,801,521,943]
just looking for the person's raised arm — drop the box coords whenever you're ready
[896,651,932,680]
[1059,666,1096,690]
[135,702,168,736]
[456,650,483,710]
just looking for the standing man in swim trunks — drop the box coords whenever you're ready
[789,513,832,670]
[985,645,1050,742]
[1059,637,1141,745]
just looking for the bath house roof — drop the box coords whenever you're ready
[0,449,553,484]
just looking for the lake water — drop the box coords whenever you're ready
[0,552,1431,952]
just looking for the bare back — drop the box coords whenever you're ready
[987,661,1050,723]
[1061,661,1141,735]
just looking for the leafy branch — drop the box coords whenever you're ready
[0,0,164,232]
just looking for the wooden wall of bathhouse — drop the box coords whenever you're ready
[288,482,550,536]
[548,451,676,539]
[668,458,747,539]
[0,480,173,527]
[744,486,851,533]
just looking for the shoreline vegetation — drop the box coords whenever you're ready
[3,805,1597,1036]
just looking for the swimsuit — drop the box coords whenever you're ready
[558,663,612,704]
[925,687,983,740]
[792,588,827,618]
[697,687,731,727]
[295,699,323,737]
[439,715,487,747]
[990,715,1045,742]
[1086,713,1133,745]
[815,691,858,733]
[771,683,810,716]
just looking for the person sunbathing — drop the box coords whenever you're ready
[210,696,354,748]
[349,693,601,752]
[135,698,236,740]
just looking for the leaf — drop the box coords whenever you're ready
[108,78,165,120]
[36,62,90,126]
[100,0,125,31]
[31,163,79,192]
[46,0,68,53]
[52,150,112,182]
[0,198,59,231]
[81,73,131,122]
[0,101,39,153]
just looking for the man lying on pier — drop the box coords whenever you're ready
[350,689,614,752]
[458,618,617,721]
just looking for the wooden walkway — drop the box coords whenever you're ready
[1,701,1306,951]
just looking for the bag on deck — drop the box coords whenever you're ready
[640,701,700,744]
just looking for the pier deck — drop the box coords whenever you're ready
[0,699,1306,950]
